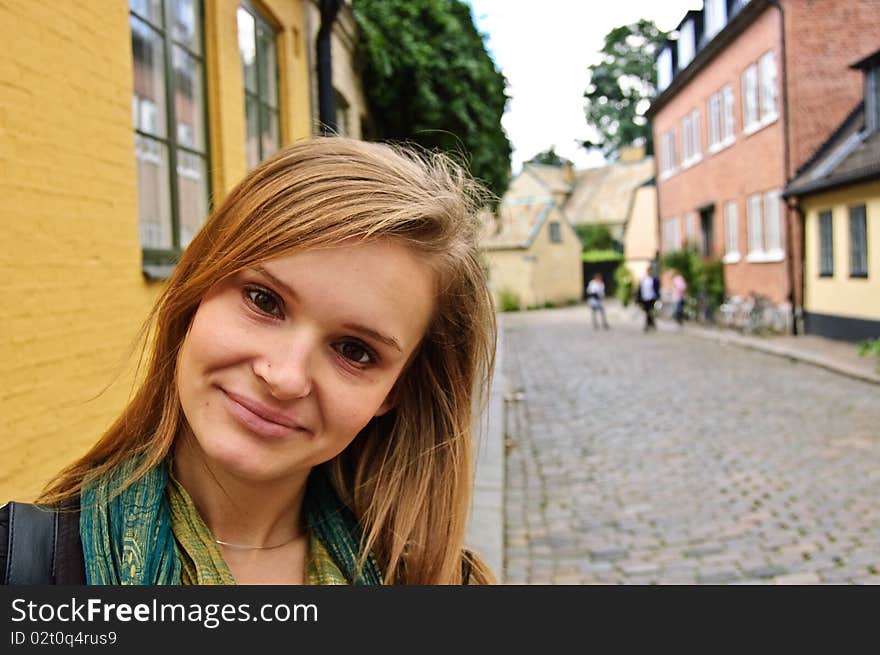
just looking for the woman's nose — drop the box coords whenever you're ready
[252,337,313,400]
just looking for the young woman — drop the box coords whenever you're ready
[1,137,496,585]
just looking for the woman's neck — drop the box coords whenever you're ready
[171,438,308,548]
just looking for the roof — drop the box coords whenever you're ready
[563,157,655,225]
[522,163,574,195]
[480,200,554,250]
[785,104,880,197]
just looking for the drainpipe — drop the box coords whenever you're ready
[316,0,342,135]
[769,0,798,334]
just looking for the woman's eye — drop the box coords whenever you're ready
[335,341,375,365]
[246,288,282,317]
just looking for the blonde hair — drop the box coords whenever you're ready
[39,137,497,585]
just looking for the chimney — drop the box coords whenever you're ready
[619,145,646,162]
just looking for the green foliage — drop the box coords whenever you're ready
[497,288,520,312]
[614,264,634,306]
[582,249,624,263]
[526,146,571,167]
[573,224,619,252]
[662,246,726,313]
[857,338,880,370]
[352,0,512,200]
[583,19,667,158]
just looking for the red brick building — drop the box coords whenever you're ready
[647,0,880,331]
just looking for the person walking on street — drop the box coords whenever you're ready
[638,266,659,331]
[672,272,687,326]
[586,272,609,330]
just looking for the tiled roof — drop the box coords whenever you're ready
[564,158,654,225]
[480,201,553,250]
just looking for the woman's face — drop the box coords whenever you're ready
[176,239,436,483]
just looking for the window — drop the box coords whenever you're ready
[742,64,759,132]
[681,110,701,168]
[849,205,868,277]
[722,84,735,142]
[657,47,673,92]
[707,85,735,152]
[663,217,681,252]
[866,66,879,133]
[724,201,740,262]
[708,93,721,149]
[818,209,833,277]
[685,212,697,246]
[759,51,778,123]
[677,20,695,70]
[549,222,562,243]
[659,129,677,178]
[238,1,280,170]
[746,190,784,261]
[704,0,727,39]
[130,0,210,264]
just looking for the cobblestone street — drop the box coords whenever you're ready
[501,304,880,584]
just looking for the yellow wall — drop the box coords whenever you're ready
[802,181,880,321]
[0,0,312,501]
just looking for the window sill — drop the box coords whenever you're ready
[659,168,677,181]
[708,137,735,155]
[849,272,869,279]
[746,250,785,263]
[143,263,175,280]
[681,155,703,170]
[818,272,834,278]
[722,252,741,264]
[743,115,777,138]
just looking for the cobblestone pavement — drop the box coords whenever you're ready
[501,304,880,584]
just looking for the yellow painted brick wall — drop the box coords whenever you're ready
[803,181,880,321]
[0,1,158,501]
[0,0,313,502]
[528,211,583,306]
[486,249,533,309]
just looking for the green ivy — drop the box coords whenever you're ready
[352,0,512,201]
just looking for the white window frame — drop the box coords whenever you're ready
[663,217,682,252]
[685,212,697,247]
[659,129,677,179]
[681,109,702,168]
[722,84,735,145]
[724,201,740,263]
[742,64,759,134]
[678,20,695,71]
[657,47,673,92]
[708,92,722,150]
[704,0,727,40]
[746,190,784,262]
[759,51,778,125]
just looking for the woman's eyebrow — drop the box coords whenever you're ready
[252,265,402,353]
[342,323,402,353]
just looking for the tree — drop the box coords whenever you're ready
[582,19,667,159]
[525,146,571,167]
[352,0,512,200]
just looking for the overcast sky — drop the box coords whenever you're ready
[466,0,702,173]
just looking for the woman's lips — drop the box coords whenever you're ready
[220,388,309,439]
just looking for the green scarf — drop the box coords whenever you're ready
[80,459,383,585]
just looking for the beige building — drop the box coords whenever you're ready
[480,200,583,310]
[623,181,660,281]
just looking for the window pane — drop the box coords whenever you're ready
[819,210,833,276]
[245,94,260,169]
[131,16,167,138]
[760,51,777,119]
[178,153,209,249]
[726,202,738,254]
[849,205,868,275]
[708,94,720,146]
[171,0,201,53]
[258,27,278,107]
[747,195,762,252]
[742,65,758,127]
[261,105,280,160]
[135,135,172,250]
[237,8,257,94]
[130,0,163,25]
[764,191,781,251]
[173,45,205,152]
[722,85,735,140]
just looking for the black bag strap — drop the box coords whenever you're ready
[5,502,58,585]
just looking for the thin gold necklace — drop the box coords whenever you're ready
[214,534,300,550]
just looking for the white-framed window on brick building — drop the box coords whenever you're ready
[759,51,778,124]
[130,0,210,269]
[849,204,868,277]
[724,201,740,263]
[681,110,701,168]
[708,84,735,152]
[746,190,784,262]
[663,217,682,252]
[742,64,759,132]
[659,129,677,179]
[818,209,833,277]
[685,212,697,247]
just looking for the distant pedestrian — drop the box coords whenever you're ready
[586,272,609,329]
[638,266,659,331]
[672,272,687,326]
